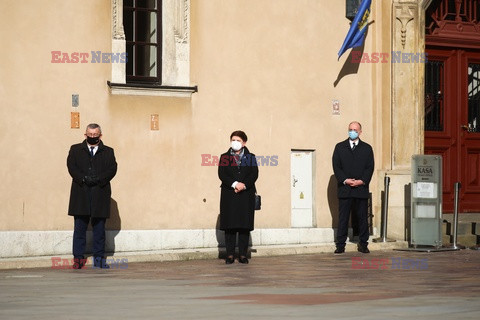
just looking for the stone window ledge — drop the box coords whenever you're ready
[107,81,198,98]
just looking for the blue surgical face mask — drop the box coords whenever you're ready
[348,130,359,140]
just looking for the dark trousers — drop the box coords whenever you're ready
[336,198,369,248]
[225,229,250,257]
[73,216,106,258]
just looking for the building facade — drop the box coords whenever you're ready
[1,0,477,258]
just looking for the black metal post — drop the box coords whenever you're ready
[445,182,465,250]
[373,175,396,243]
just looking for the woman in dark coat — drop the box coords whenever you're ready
[218,130,258,264]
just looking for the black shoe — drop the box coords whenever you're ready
[334,247,345,254]
[238,256,249,264]
[93,256,110,269]
[357,245,370,254]
[225,256,235,264]
[72,257,86,269]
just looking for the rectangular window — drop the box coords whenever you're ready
[124,0,162,84]
[468,63,480,132]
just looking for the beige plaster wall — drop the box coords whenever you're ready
[0,0,112,231]
[0,0,387,233]
[370,0,393,228]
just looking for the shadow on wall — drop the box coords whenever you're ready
[404,183,412,243]
[215,214,227,259]
[327,174,339,230]
[105,198,121,254]
[333,26,370,88]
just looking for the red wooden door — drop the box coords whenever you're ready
[425,49,480,212]
[459,51,480,211]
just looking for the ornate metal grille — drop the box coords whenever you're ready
[426,0,480,36]
[425,61,445,132]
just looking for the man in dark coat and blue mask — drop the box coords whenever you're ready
[332,121,374,254]
[67,123,117,269]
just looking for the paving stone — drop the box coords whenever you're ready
[455,234,478,246]
[1,248,479,319]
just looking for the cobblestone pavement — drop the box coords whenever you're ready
[1,249,479,319]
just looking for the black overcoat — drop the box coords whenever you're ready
[218,147,259,231]
[332,138,374,199]
[67,140,117,218]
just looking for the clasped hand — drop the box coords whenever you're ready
[83,175,100,187]
[234,182,246,193]
[345,178,363,187]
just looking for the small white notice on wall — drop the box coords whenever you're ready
[332,100,340,115]
[416,182,435,198]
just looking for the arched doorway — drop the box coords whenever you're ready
[424,0,480,212]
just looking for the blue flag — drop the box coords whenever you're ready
[338,0,372,59]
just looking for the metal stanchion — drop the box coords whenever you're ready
[444,182,465,250]
[373,175,396,243]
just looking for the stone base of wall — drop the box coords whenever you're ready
[0,227,379,258]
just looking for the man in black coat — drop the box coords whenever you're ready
[67,123,117,269]
[218,131,258,264]
[332,121,374,254]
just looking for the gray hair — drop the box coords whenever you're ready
[86,123,102,133]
